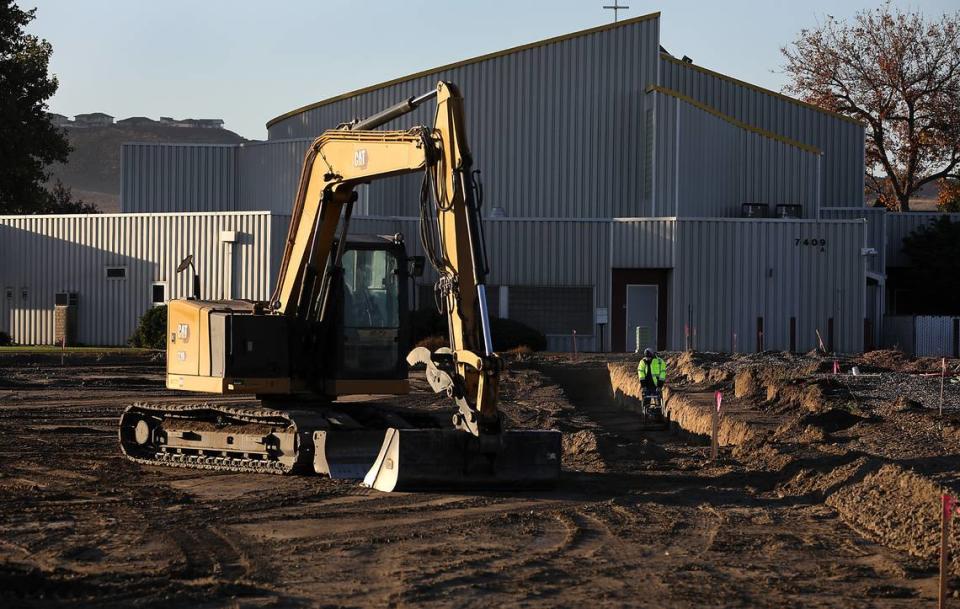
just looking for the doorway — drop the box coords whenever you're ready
[611,269,669,352]
[625,285,658,353]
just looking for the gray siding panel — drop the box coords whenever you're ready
[885,212,960,267]
[238,139,313,213]
[122,140,314,214]
[266,16,661,219]
[660,56,864,207]
[611,218,675,267]
[654,92,820,218]
[121,144,237,213]
[819,207,886,275]
[671,218,865,353]
[0,212,275,345]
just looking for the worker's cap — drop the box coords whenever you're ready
[643,348,654,357]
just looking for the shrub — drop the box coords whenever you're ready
[410,308,446,345]
[491,318,546,352]
[129,305,167,349]
[410,308,547,352]
[0,331,11,346]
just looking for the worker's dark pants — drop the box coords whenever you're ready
[641,378,660,395]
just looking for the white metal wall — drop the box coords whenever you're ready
[915,316,958,357]
[671,218,866,353]
[266,14,662,219]
[659,54,865,207]
[0,211,868,352]
[652,89,821,218]
[0,212,276,345]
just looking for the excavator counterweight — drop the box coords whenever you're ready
[118,82,561,490]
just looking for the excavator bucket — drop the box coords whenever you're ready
[363,428,562,492]
[313,430,388,479]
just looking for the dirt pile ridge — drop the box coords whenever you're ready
[827,463,958,567]
[610,352,960,578]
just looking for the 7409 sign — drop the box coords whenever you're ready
[795,238,827,252]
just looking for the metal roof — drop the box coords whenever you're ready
[265,11,662,128]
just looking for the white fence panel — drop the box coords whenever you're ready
[915,316,958,357]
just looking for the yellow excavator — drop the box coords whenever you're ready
[119,82,561,491]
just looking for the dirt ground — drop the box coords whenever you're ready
[0,350,956,608]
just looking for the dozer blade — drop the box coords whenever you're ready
[363,428,562,492]
[313,430,388,479]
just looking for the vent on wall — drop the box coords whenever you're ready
[775,204,802,219]
[741,203,769,218]
[105,266,127,280]
[55,292,78,306]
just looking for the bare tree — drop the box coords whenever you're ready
[782,4,960,211]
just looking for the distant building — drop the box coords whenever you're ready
[183,118,225,129]
[73,112,114,127]
[117,116,156,127]
[47,113,72,128]
[158,117,225,129]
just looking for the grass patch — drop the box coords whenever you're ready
[0,346,155,354]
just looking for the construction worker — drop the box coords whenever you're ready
[637,348,666,394]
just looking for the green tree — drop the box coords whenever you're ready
[901,216,960,314]
[782,4,960,211]
[129,305,167,350]
[0,1,71,213]
[45,179,98,214]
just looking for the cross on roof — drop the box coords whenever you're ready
[602,1,629,22]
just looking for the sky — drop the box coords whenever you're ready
[27,0,959,140]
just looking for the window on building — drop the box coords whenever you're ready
[105,266,127,280]
[509,286,593,335]
[151,282,168,305]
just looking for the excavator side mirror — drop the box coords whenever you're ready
[408,256,425,278]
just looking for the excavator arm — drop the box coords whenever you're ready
[270,82,501,437]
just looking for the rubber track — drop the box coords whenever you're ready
[120,402,314,475]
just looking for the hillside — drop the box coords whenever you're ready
[49,124,248,212]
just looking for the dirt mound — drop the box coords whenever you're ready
[777,456,876,499]
[857,350,952,374]
[673,351,731,385]
[827,463,960,573]
[608,362,643,399]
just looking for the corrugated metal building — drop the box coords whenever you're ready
[3,12,891,353]
[658,53,865,207]
[0,212,276,345]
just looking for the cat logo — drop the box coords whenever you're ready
[353,148,368,169]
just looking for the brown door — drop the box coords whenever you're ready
[611,269,669,352]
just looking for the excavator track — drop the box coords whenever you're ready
[119,402,328,475]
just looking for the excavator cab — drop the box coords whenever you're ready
[334,235,411,382]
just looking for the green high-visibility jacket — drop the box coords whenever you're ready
[637,357,666,386]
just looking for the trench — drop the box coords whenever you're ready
[535,363,706,470]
